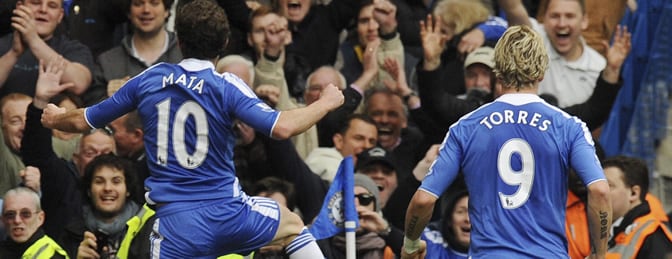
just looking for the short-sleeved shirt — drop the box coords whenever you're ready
[530,18,606,108]
[84,58,280,207]
[420,93,605,258]
[0,33,95,98]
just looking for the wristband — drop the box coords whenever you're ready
[403,236,421,254]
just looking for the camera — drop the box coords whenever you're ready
[94,229,110,259]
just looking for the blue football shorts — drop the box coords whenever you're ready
[149,196,281,258]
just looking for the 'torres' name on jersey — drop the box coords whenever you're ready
[479,109,551,131]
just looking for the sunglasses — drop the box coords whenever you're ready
[355,193,376,207]
[2,209,39,221]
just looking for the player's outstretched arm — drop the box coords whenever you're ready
[41,105,91,133]
[586,180,612,259]
[271,83,344,139]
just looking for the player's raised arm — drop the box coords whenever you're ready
[271,83,344,139]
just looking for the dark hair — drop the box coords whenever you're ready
[125,0,175,20]
[175,0,230,59]
[336,114,377,136]
[252,177,296,210]
[122,110,143,132]
[81,154,139,206]
[248,4,275,33]
[602,156,649,201]
[441,189,469,252]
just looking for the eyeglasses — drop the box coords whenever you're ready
[2,209,39,221]
[355,193,376,207]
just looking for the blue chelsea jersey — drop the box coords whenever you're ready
[84,59,280,205]
[420,94,605,258]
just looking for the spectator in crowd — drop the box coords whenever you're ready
[356,146,398,210]
[305,114,378,182]
[59,0,128,57]
[499,0,607,108]
[50,93,83,161]
[603,156,672,258]
[338,0,404,89]
[22,56,116,238]
[0,187,68,258]
[217,55,255,87]
[252,176,297,212]
[421,190,470,258]
[410,23,630,144]
[318,174,396,259]
[416,0,507,98]
[108,110,147,205]
[402,25,611,258]
[63,154,154,259]
[0,0,94,99]
[0,93,30,195]
[40,0,343,257]
[88,0,182,105]
[364,88,426,182]
[275,0,359,73]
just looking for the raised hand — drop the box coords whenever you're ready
[34,56,74,109]
[401,240,427,259]
[458,28,485,56]
[11,3,40,46]
[264,15,291,58]
[372,0,397,35]
[420,15,449,70]
[602,25,631,83]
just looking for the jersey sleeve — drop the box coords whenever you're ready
[223,73,280,136]
[419,126,462,198]
[85,73,143,128]
[568,118,605,186]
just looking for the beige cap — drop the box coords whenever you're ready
[463,46,495,69]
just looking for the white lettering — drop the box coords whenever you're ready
[517,110,528,124]
[490,112,503,125]
[480,116,493,129]
[162,73,174,88]
[175,74,187,86]
[192,79,204,94]
[530,113,541,127]
[504,110,515,124]
[479,109,552,132]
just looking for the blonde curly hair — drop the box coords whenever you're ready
[493,25,549,91]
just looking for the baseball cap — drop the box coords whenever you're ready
[356,147,395,172]
[463,46,495,69]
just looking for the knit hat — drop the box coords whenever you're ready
[354,174,381,213]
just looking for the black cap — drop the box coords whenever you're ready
[356,147,395,171]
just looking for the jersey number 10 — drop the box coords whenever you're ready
[156,98,209,169]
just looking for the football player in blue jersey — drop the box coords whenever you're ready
[37,0,344,258]
[401,25,612,259]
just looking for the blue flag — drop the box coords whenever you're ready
[308,156,359,240]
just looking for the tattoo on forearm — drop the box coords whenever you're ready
[408,216,419,234]
[599,211,608,239]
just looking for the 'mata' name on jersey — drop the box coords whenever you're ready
[162,73,205,94]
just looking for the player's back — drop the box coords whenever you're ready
[129,59,279,205]
[452,93,597,258]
